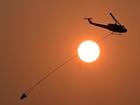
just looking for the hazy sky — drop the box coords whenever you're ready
[1,0,140,105]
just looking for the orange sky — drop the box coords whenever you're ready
[1,0,140,105]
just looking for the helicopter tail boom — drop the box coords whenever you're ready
[84,18,108,29]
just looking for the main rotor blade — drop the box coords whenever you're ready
[84,17,93,20]
[109,13,121,25]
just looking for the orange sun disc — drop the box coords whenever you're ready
[77,40,100,63]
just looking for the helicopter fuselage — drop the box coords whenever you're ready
[85,13,127,33]
[107,24,127,33]
[85,18,127,33]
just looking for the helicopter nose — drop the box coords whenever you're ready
[123,28,127,32]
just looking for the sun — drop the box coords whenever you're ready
[77,40,100,63]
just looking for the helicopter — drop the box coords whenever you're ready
[84,13,127,33]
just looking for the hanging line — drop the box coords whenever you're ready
[20,32,112,100]
[97,32,113,42]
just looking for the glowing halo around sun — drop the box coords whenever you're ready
[77,40,100,63]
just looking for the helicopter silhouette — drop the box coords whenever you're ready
[84,13,127,33]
